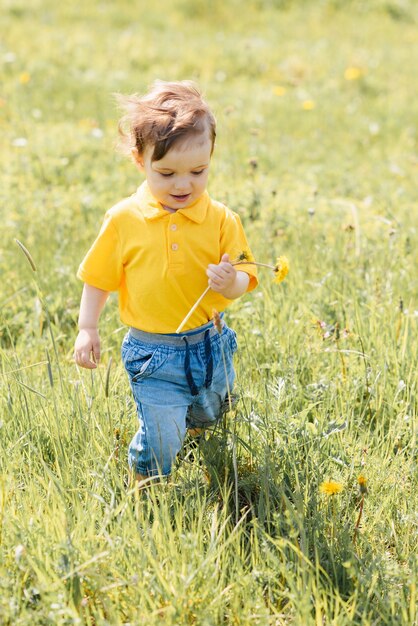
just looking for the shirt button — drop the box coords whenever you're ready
[171,243,179,251]
[170,224,177,231]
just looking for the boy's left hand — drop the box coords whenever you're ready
[206,253,236,293]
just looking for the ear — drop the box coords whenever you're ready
[131,147,144,172]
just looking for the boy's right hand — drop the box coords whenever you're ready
[74,328,101,369]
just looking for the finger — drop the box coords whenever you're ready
[208,265,232,279]
[209,260,233,273]
[208,279,222,290]
[75,350,97,369]
[208,279,222,292]
[83,361,97,370]
[207,269,224,284]
[81,358,97,369]
[221,253,230,263]
[92,343,101,363]
[218,264,234,276]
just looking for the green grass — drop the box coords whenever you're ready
[1,0,417,624]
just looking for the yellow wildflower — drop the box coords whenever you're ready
[19,72,31,84]
[344,67,363,81]
[302,100,315,110]
[273,256,289,283]
[358,474,368,494]
[319,480,343,496]
[273,85,287,96]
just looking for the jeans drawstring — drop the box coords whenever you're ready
[183,329,213,396]
[203,329,213,389]
[183,337,199,396]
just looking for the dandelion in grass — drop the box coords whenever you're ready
[19,72,31,84]
[320,480,343,545]
[273,85,287,96]
[273,256,289,283]
[302,100,316,110]
[358,474,368,494]
[344,66,363,81]
[319,480,343,496]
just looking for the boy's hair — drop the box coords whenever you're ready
[116,80,216,162]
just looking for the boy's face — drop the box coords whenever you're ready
[133,132,212,211]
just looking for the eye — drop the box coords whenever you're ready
[192,170,205,176]
[160,172,173,177]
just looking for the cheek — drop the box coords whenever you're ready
[195,173,209,188]
[150,174,167,190]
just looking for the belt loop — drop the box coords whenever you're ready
[204,329,213,389]
[183,337,199,396]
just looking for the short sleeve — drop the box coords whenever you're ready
[77,213,123,292]
[220,210,258,292]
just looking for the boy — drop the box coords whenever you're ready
[74,80,258,482]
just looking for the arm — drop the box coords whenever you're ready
[74,284,109,369]
[206,253,250,300]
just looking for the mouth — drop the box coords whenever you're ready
[170,193,191,203]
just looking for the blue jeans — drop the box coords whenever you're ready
[122,319,238,476]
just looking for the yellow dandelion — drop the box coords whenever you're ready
[319,480,343,495]
[273,85,287,96]
[344,67,363,81]
[302,100,315,110]
[358,474,368,494]
[19,72,31,84]
[273,256,289,283]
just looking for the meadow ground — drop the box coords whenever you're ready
[1,0,417,624]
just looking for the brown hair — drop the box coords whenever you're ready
[116,80,216,162]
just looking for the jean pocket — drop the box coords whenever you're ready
[123,341,167,381]
[131,351,156,381]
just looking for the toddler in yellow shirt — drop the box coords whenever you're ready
[74,80,258,483]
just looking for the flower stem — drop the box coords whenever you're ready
[232,260,276,270]
[353,493,365,544]
[175,285,211,333]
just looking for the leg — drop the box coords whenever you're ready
[128,399,189,477]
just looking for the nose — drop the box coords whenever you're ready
[173,176,190,191]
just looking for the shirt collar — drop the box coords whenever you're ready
[135,181,209,224]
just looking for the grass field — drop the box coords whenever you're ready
[1,0,417,624]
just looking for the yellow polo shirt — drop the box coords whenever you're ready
[77,182,258,333]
